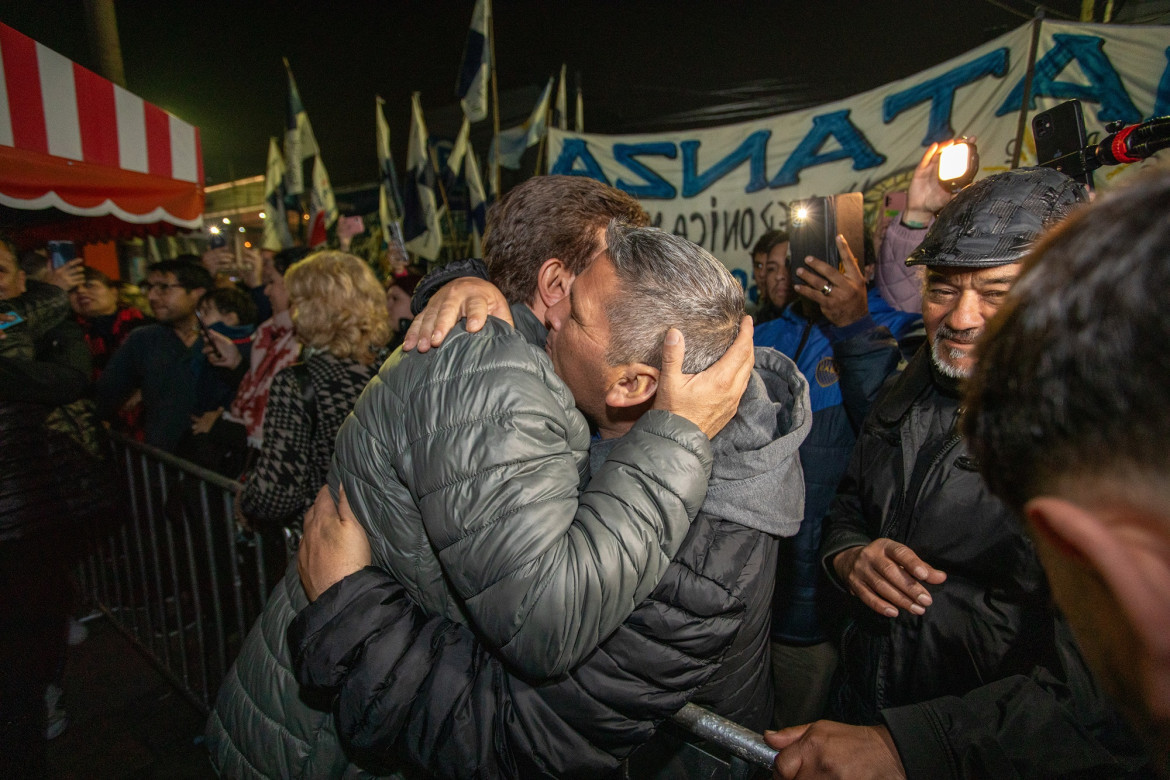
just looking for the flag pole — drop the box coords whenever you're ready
[488,0,501,196]
[1011,8,1044,170]
[534,102,550,174]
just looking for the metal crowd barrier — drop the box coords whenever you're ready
[76,431,276,715]
[79,432,778,776]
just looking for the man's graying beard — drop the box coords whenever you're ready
[931,324,981,379]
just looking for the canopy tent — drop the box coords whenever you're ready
[0,21,203,245]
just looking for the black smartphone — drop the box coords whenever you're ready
[1033,100,1092,187]
[47,240,77,270]
[195,310,222,358]
[787,192,865,281]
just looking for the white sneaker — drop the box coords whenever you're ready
[45,683,68,740]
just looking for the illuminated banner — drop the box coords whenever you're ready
[549,21,1170,291]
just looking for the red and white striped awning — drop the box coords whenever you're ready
[0,21,203,232]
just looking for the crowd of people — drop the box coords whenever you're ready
[2,150,1169,779]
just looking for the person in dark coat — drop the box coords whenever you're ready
[0,243,92,777]
[965,169,1170,775]
[754,232,920,728]
[765,168,1150,778]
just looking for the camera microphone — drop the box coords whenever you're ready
[1095,116,1170,166]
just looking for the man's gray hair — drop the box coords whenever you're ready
[604,221,744,373]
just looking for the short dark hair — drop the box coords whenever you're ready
[147,259,213,292]
[81,266,115,287]
[483,175,648,305]
[201,286,258,326]
[605,221,744,373]
[273,246,312,275]
[963,168,1170,511]
[18,249,48,276]
[752,229,789,257]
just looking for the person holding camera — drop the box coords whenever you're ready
[753,230,921,730]
[875,141,962,314]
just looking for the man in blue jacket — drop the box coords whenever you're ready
[754,233,920,728]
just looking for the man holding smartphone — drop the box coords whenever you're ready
[95,259,215,451]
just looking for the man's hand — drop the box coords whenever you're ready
[402,277,513,353]
[652,316,754,439]
[191,408,222,435]
[201,247,233,275]
[298,485,372,601]
[50,257,85,291]
[765,721,906,779]
[203,329,242,369]
[239,247,264,288]
[832,539,946,618]
[904,140,964,225]
[793,235,868,327]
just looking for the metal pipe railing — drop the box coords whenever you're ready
[87,432,778,774]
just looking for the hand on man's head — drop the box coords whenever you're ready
[403,277,513,353]
[652,316,754,439]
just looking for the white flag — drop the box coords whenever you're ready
[491,76,554,170]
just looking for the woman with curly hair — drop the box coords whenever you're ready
[237,251,390,538]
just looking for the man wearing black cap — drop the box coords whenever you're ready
[765,168,1151,778]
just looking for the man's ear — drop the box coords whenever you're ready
[534,258,574,311]
[605,364,659,408]
[1026,496,1170,656]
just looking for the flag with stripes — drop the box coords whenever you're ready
[402,94,443,261]
[283,59,318,196]
[456,0,491,122]
[464,141,488,258]
[376,96,406,257]
[262,138,293,251]
[491,76,553,170]
[307,153,337,248]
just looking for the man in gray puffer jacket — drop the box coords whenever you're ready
[283,224,810,778]
[206,176,756,778]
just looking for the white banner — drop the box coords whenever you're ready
[549,21,1170,293]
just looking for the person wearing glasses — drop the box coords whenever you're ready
[95,259,217,452]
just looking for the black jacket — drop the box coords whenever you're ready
[288,347,812,779]
[820,348,1149,779]
[0,283,92,542]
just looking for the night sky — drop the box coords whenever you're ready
[0,1,1086,187]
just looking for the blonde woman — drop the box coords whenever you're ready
[238,251,390,531]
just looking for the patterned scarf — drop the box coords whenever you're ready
[225,310,301,447]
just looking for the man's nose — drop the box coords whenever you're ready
[946,290,984,331]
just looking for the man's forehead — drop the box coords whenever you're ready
[148,270,178,283]
[926,262,1022,284]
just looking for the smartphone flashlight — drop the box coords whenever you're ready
[938,140,979,192]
